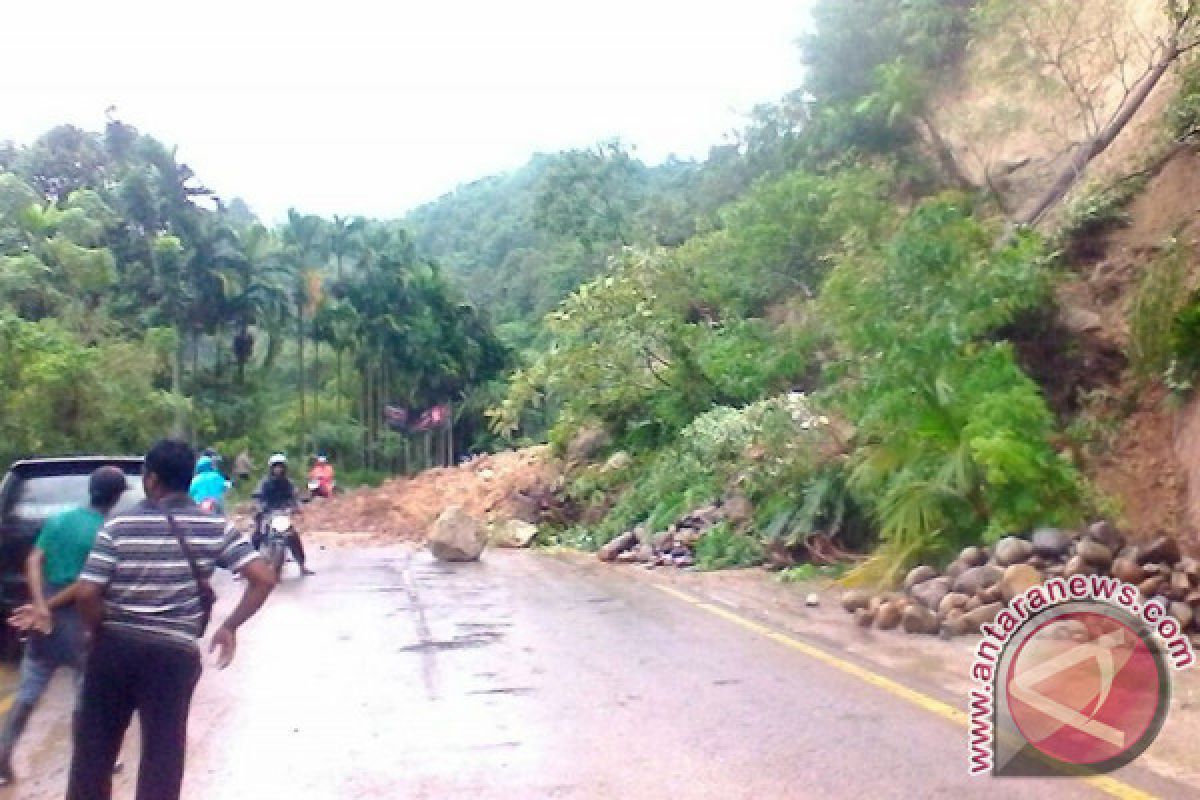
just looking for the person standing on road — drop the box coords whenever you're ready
[307,455,335,498]
[233,450,253,486]
[0,467,128,787]
[66,439,276,800]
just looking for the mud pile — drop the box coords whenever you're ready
[297,447,561,545]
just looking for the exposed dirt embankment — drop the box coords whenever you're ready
[926,0,1200,546]
[1068,148,1200,548]
[931,0,1176,221]
[300,447,561,546]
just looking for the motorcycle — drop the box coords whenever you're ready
[259,510,294,578]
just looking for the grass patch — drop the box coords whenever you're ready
[694,522,764,570]
[777,562,851,583]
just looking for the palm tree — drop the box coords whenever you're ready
[219,224,290,384]
[282,210,330,453]
[328,214,365,413]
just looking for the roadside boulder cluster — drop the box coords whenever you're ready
[841,522,1200,639]
[597,504,730,568]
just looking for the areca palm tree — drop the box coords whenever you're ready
[218,224,290,383]
[282,210,330,449]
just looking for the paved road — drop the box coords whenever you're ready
[0,547,1189,798]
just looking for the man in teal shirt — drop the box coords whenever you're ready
[0,466,128,786]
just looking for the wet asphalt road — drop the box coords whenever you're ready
[0,546,1174,798]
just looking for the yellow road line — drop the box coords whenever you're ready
[653,583,1156,800]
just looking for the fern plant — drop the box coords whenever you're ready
[822,201,1085,584]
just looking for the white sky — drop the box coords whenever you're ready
[0,0,809,222]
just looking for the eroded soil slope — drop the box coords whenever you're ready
[298,447,560,545]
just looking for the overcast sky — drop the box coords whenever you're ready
[0,0,809,222]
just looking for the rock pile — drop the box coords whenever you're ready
[840,523,1200,638]
[597,505,728,568]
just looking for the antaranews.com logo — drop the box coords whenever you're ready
[968,575,1195,777]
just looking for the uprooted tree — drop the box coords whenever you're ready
[981,0,1200,228]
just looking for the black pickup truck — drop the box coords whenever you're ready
[0,457,145,658]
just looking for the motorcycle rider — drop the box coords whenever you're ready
[307,455,336,499]
[188,455,229,513]
[252,454,314,575]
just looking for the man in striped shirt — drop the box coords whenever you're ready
[66,439,276,800]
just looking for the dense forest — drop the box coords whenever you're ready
[8,0,1200,578]
[0,121,506,479]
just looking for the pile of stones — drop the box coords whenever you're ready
[597,505,728,568]
[840,522,1200,639]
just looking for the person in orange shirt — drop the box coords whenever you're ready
[307,456,336,499]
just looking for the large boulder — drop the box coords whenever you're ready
[1169,571,1192,600]
[598,531,639,562]
[1140,535,1182,566]
[1031,528,1072,560]
[959,546,989,568]
[1000,564,1043,603]
[1139,575,1166,598]
[981,584,1005,605]
[1111,558,1145,585]
[903,604,940,635]
[429,506,487,562]
[567,426,611,464]
[1064,555,1096,578]
[944,602,1004,636]
[1077,538,1114,569]
[994,537,1034,567]
[1086,521,1125,554]
[841,589,873,614]
[911,576,953,611]
[489,519,539,549]
[876,599,905,630]
[1180,556,1200,579]
[953,565,1004,596]
[903,565,939,590]
[938,592,970,617]
[945,559,969,580]
[1171,602,1195,629]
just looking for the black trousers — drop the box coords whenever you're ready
[66,628,201,800]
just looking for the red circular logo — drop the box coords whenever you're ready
[1005,610,1165,766]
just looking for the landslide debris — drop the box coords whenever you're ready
[841,522,1200,644]
[298,447,561,546]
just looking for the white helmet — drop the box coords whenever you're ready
[268,453,287,467]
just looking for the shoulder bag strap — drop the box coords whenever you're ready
[163,510,215,607]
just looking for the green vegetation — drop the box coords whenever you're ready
[777,562,851,584]
[1168,287,1200,392]
[8,0,1191,587]
[478,0,1162,585]
[1168,57,1200,141]
[695,522,764,571]
[0,121,506,471]
[1131,238,1191,380]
